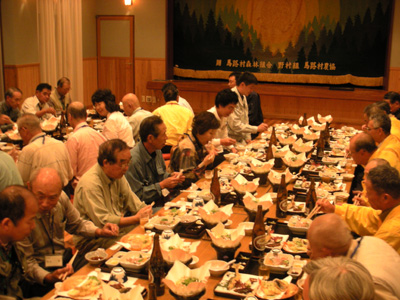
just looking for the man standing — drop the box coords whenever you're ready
[317,165,400,254]
[21,83,56,119]
[17,114,73,186]
[0,185,38,300]
[227,72,268,142]
[307,214,400,300]
[66,102,106,181]
[153,84,194,153]
[49,77,72,111]
[125,116,185,206]
[74,139,151,252]
[18,168,118,297]
[0,87,22,132]
[122,93,152,142]
[228,72,264,140]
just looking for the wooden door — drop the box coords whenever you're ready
[96,16,134,102]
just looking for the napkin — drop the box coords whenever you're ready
[272,145,290,158]
[230,174,260,194]
[249,158,274,174]
[268,169,296,185]
[198,201,233,224]
[317,114,333,124]
[292,138,314,153]
[243,192,273,211]
[160,234,200,264]
[282,151,307,167]
[207,222,245,248]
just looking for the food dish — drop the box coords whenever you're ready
[119,251,150,271]
[151,216,180,231]
[263,252,294,273]
[256,278,298,300]
[288,216,312,235]
[264,234,289,250]
[62,275,101,299]
[206,260,230,276]
[283,238,309,254]
[215,271,259,297]
[120,234,153,251]
[286,200,306,213]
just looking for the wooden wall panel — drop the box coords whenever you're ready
[4,63,40,100]
[134,58,165,111]
[82,58,98,107]
[388,67,400,92]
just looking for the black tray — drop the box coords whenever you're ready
[100,261,149,280]
[150,222,206,239]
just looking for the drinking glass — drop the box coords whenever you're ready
[258,258,270,280]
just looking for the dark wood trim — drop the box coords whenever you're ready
[166,0,174,79]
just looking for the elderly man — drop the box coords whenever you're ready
[17,114,73,186]
[125,116,185,206]
[21,83,56,119]
[18,168,118,297]
[0,87,22,132]
[49,77,72,111]
[153,83,194,154]
[303,256,375,300]
[66,102,106,180]
[367,111,400,171]
[122,93,152,142]
[227,72,268,142]
[0,185,38,300]
[306,214,400,300]
[318,165,400,254]
[74,139,151,252]
[162,82,193,113]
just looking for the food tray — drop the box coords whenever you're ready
[150,222,206,239]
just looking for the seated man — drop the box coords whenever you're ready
[21,83,56,119]
[74,139,152,252]
[125,116,185,206]
[66,102,107,180]
[162,82,193,113]
[307,214,400,300]
[0,185,38,300]
[367,111,400,172]
[208,89,238,153]
[384,91,400,120]
[17,114,73,186]
[153,83,194,154]
[0,87,22,132]
[18,168,118,297]
[318,165,400,254]
[363,102,400,141]
[227,72,268,142]
[303,256,375,300]
[122,93,152,142]
[49,77,72,111]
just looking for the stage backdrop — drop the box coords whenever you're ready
[172,0,393,87]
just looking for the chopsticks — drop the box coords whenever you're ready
[60,250,79,281]
[306,204,320,220]
[353,191,362,206]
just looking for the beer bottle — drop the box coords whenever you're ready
[148,283,157,300]
[316,131,325,160]
[301,113,308,126]
[324,122,330,148]
[276,174,287,218]
[148,234,165,296]
[252,205,266,258]
[305,178,317,216]
[265,143,274,161]
[59,111,67,135]
[269,127,277,146]
[210,167,221,206]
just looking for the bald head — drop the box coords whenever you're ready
[349,132,377,165]
[122,93,140,116]
[364,158,389,178]
[307,214,353,259]
[67,101,87,128]
[29,168,63,192]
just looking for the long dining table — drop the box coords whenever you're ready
[42,126,356,300]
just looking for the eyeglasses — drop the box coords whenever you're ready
[365,126,380,131]
[116,158,132,168]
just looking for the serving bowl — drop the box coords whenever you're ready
[85,249,108,265]
[287,216,312,235]
[151,216,180,231]
[205,260,229,276]
[263,251,294,273]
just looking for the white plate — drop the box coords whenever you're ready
[286,201,305,213]
[282,238,309,254]
[215,271,259,298]
[265,234,289,250]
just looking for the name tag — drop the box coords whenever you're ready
[45,255,63,268]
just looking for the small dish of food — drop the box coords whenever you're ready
[263,251,294,273]
[283,238,309,254]
[287,216,312,235]
[151,216,180,231]
[119,251,150,271]
[85,248,108,265]
[206,260,230,276]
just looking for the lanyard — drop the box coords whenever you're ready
[76,124,89,132]
[31,133,46,144]
[40,214,55,254]
[350,237,363,258]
